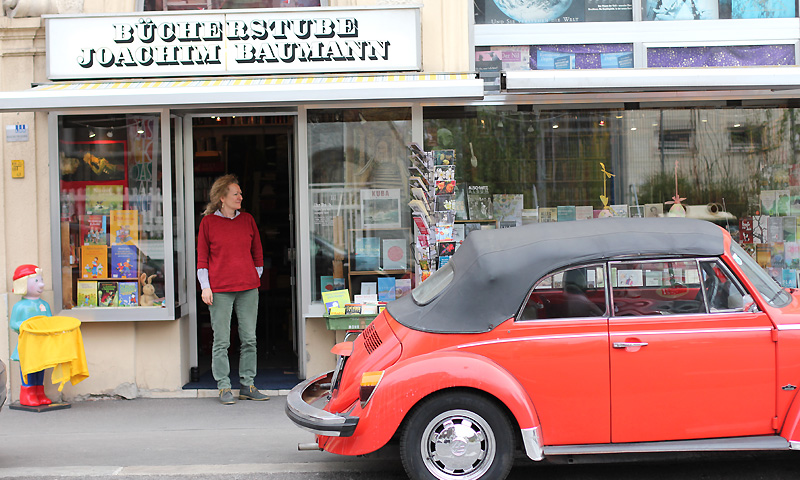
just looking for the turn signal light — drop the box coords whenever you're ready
[359,371,384,408]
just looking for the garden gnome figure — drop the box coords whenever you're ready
[10,264,53,406]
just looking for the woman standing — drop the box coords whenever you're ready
[197,174,269,404]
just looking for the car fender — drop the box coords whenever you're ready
[779,385,800,446]
[322,350,541,456]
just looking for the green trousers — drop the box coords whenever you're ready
[209,288,259,389]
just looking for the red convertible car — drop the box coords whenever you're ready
[287,217,800,480]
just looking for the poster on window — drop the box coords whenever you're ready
[585,0,633,21]
[730,0,794,18]
[644,0,719,20]
[480,0,585,23]
[360,189,402,229]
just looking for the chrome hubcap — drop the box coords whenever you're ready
[421,409,495,480]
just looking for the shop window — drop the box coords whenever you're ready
[307,108,412,303]
[643,0,795,20]
[474,0,632,24]
[530,45,634,69]
[658,128,693,153]
[647,45,795,68]
[143,0,320,11]
[56,114,172,320]
[729,125,764,152]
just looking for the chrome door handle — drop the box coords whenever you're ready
[613,342,648,348]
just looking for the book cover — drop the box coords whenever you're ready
[81,245,108,279]
[784,269,798,288]
[85,185,124,215]
[753,215,769,243]
[777,190,791,216]
[412,215,430,235]
[344,304,363,315]
[111,244,138,279]
[739,217,754,244]
[467,185,493,220]
[453,186,468,221]
[321,289,351,314]
[435,224,454,242]
[382,239,407,270]
[437,241,456,257]
[77,280,97,307]
[395,278,412,299]
[463,222,482,237]
[645,203,664,218]
[354,294,378,304]
[80,215,108,246]
[355,237,380,271]
[435,195,456,212]
[97,281,118,307]
[771,242,785,268]
[434,164,455,183]
[493,194,523,227]
[756,243,771,268]
[452,223,466,246]
[377,277,396,302]
[768,216,784,243]
[610,204,629,217]
[786,242,800,268]
[557,205,577,222]
[761,190,778,216]
[432,149,456,166]
[435,180,456,196]
[575,206,594,220]
[118,281,138,307]
[361,282,377,295]
[629,206,645,218]
[438,255,452,269]
[320,276,335,293]
[110,209,139,246]
[538,207,557,223]
[784,216,797,242]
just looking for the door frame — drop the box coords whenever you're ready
[178,110,300,376]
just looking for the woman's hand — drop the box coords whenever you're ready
[201,288,213,305]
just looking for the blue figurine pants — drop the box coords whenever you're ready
[20,369,44,387]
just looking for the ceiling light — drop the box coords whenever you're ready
[107,131,114,138]
[88,131,96,138]
[599,120,605,127]
[552,124,559,129]
[631,127,637,131]
[497,120,504,128]
[734,123,741,128]
[527,125,535,132]
[137,127,145,134]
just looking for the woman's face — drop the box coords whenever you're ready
[220,183,243,212]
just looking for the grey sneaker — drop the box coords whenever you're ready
[219,388,236,405]
[239,385,270,401]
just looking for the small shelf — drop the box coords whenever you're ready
[349,269,408,275]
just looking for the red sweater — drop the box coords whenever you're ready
[197,212,263,292]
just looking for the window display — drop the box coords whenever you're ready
[307,108,412,304]
[56,114,167,316]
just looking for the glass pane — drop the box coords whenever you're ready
[521,265,606,320]
[611,260,704,316]
[144,0,321,11]
[643,0,795,20]
[58,114,166,311]
[474,0,633,24]
[698,260,747,311]
[308,108,412,303]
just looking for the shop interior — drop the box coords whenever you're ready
[187,114,298,389]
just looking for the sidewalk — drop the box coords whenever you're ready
[0,395,402,478]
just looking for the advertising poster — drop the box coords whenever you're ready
[644,0,719,20]
[479,0,585,23]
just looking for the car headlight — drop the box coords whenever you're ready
[359,371,384,409]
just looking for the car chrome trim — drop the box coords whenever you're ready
[776,324,800,331]
[285,370,359,438]
[790,441,800,450]
[543,436,790,456]
[457,333,607,349]
[611,327,771,337]
[521,426,544,461]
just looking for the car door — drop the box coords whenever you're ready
[609,258,776,443]
[498,265,611,446]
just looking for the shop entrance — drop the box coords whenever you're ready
[188,114,298,389]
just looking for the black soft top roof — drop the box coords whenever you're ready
[387,217,725,334]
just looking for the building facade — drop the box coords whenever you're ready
[2,0,800,401]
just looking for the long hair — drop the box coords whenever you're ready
[202,174,239,216]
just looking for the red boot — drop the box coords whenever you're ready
[19,386,41,406]
[35,385,52,405]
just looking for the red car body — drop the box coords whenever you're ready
[287,218,800,480]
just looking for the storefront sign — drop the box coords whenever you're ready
[6,124,29,142]
[45,7,421,80]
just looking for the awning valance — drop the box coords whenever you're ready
[505,66,800,94]
[0,73,484,111]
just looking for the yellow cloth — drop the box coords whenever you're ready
[18,315,89,391]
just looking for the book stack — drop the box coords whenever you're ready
[407,143,436,284]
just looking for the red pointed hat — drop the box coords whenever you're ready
[13,264,39,281]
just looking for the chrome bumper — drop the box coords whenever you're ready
[285,370,359,437]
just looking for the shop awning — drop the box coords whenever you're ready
[505,66,800,94]
[0,73,484,111]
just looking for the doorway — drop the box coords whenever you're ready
[189,114,298,389]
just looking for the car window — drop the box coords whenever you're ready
[698,259,749,312]
[610,260,705,316]
[730,242,791,308]
[519,265,606,320]
[411,261,454,305]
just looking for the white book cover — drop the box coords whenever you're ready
[383,239,408,270]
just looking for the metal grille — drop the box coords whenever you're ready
[362,323,382,354]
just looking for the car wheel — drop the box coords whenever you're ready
[400,392,515,480]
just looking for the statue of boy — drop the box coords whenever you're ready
[9,264,52,406]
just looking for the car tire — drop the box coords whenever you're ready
[400,392,515,480]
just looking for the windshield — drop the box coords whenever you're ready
[730,242,791,308]
[411,261,454,305]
